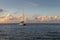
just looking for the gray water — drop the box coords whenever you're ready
[0,23,60,40]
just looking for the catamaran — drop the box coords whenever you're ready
[19,10,26,26]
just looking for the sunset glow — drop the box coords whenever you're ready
[0,14,60,23]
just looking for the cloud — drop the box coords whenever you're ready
[0,8,3,12]
[24,1,38,7]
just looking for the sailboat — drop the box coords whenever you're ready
[19,10,26,26]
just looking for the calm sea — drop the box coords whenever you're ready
[0,23,60,40]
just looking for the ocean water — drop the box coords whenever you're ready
[0,23,60,40]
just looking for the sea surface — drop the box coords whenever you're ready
[0,23,60,40]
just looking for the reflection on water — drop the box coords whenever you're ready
[0,23,60,40]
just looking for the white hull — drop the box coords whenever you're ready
[19,21,26,25]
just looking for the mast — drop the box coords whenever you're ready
[23,9,24,21]
[19,9,26,25]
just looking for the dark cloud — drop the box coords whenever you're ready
[0,9,3,12]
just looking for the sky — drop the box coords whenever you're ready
[0,0,60,17]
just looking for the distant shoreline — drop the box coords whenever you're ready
[25,23,60,25]
[0,22,60,25]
